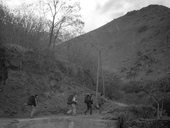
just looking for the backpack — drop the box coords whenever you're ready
[84,95,89,103]
[27,95,35,105]
[67,94,74,105]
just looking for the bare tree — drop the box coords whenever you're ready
[39,0,84,48]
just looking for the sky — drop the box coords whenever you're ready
[4,0,170,32]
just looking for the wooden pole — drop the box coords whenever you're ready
[96,50,101,105]
[100,51,105,96]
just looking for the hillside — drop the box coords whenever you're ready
[0,44,99,117]
[55,5,170,81]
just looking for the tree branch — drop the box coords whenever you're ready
[141,89,160,103]
[47,3,54,16]
[54,16,65,27]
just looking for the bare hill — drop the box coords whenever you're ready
[56,5,170,81]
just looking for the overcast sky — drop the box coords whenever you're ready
[4,0,170,32]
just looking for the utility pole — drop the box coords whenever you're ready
[95,49,105,102]
[100,51,105,96]
[96,50,101,105]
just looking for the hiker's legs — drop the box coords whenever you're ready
[84,104,89,114]
[99,105,103,113]
[31,106,36,117]
[72,104,76,115]
[67,105,72,114]
[97,104,101,113]
[89,105,92,115]
[2,69,8,85]
[67,109,72,114]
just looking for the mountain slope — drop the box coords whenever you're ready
[56,5,170,81]
[0,44,97,117]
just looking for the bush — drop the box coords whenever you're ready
[127,119,170,128]
[128,105,156,119]
[108,105,156,121]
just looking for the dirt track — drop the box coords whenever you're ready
[0,115,117,128]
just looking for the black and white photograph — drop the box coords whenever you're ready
[0,0,170,127]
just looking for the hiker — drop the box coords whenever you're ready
[98,93,105,113]
[84,93,93,115]
[67,93,78,115]
[26,94,38,118]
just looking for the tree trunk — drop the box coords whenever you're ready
[53,22,62,47]
[48,16,55,47]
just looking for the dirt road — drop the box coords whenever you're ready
[0,115,117,128]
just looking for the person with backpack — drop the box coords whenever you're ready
[26,94,38,118]
[98,93,105,113]
[67,93,77,115]
[84,93,93,115]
